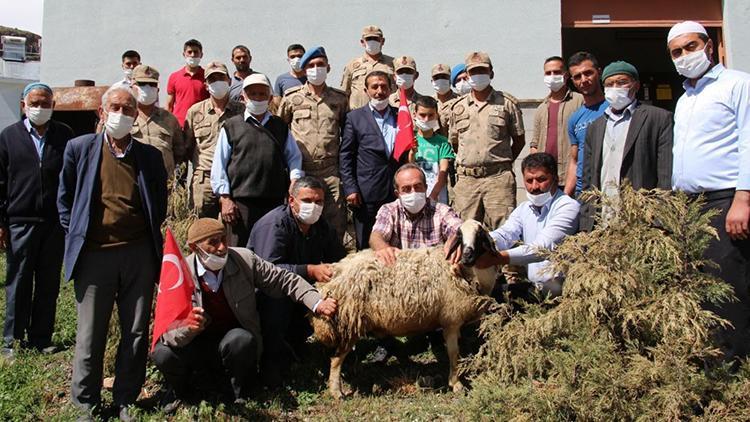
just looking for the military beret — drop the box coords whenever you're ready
[300,46,327,69]
[450,63,467,86]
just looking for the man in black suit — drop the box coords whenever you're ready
[580,61,673,231]
[340,70,400,250]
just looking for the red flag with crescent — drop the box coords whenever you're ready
[392,87,416,161]
[151,228,195,351]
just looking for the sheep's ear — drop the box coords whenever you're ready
[445,230,463,259]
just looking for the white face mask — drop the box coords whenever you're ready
[25,107,53,126]
[544,74,566,92]
[414,118,439,133]
[400,191,427,214]
[123,68,134,79]
[306,66,328,86]
[208,80,230,98]
[198,247,227,271]
[245,99,269,115]
[673,47,711,79]
[104,111,135,139]
[296,201,324,225]
[135,85,158,105]
[395,73,414,89]
[370,97,389,111]
[365,40,382,55]
[455,80,472,95]
[185,56,201,67]
[432,79,451,95]
[289,57,302,72]
[604,86,634,111]
[468,74,491,91]
[526,190,553,207]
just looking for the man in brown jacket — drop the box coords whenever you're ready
[530,56,583,186]
[151,218,337,408]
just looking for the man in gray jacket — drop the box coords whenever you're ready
[151,218,337,408]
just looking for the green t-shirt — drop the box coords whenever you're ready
[415,132,455,203]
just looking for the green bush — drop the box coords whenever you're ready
[463,187,750,420]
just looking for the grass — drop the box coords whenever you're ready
[0,253,471,421]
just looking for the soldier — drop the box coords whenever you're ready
[449,52,525,229]
[278,47,349,241]
[184,61,244,218]
[388,55,423,116]
[431,63,456,137]
[130,64,186,176]
[340,25,395,109]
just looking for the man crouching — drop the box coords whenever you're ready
[151,218,337,409]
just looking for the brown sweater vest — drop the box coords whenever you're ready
[86,140,149,248]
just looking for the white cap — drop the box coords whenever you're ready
[667,21,708,44]
[242,73,271,89]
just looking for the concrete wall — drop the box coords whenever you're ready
[723,0,750,72]
[41,0,560,101]
[0,60,40,129]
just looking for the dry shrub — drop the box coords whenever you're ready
[463,186,750,420]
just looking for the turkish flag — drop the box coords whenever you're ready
[151,228,195,351]
[392,87,416,161]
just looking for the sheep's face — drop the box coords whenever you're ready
[448,220,497,267]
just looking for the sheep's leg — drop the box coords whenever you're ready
[329,344,353,400]
[443,325,464,392]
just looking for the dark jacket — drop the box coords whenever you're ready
[57,133,168,281]
[0,119,74,225]
[580,102,673,231]
[340,105,400,205]
[159,247,322,355]
[247,205,347,279]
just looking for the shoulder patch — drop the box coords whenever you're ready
[453,104,465,115]
[353,62,361,70]
[193,111,205,124]
[500,91,520,105]
[291,95,304,106]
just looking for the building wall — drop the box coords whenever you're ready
[41,0,560,101]
[723,0,750,72]
[0,60,40,129]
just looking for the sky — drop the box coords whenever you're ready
[1,0,44,35]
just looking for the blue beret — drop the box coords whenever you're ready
[601,61,639,82]
[450,63,467,87]
[23,82,53,98]
[300,46,327,69]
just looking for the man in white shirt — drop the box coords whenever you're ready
[472,152,580,298]
[668,21,750,362]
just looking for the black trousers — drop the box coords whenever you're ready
[151,328,258,400]
[700,193,750,361]
[2,221,64,349]
[256,293,311,375]
[352,201,388,251]
[233,197,283,248]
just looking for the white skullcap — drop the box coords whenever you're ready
[667,21,708,44]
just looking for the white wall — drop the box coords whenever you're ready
[723,0,750,72]
[41,0,560,102]
[0,82,25,129]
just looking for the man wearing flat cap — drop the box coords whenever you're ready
[449,51,525,229]
[0,83,74,361]
[340,25,395,109]
[667,20,750,362]
[210,73,304,247]
[278,46,350,241]
[130,64,186,176]
[185,61,244,218]
[152,218,337,405]
[388,55,424,117]
[579,60,673,231]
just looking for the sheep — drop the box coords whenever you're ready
[311,220,499,399]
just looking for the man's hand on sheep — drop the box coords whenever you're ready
[315,297,338,317]
[308,263,334,283]
[475,250,508,268]
[375,246,400,266]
